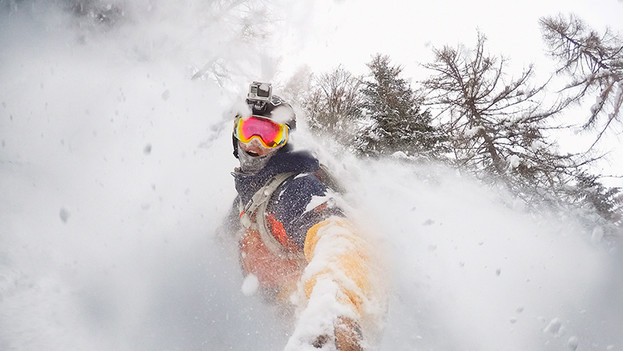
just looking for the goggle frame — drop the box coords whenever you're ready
[234,115,289,149]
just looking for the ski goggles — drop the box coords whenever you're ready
[234,116,289,148]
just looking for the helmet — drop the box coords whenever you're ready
[232,82,296,158]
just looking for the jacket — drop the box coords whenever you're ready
[228,146,373,317]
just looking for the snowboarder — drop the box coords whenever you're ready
[225,82,383,350]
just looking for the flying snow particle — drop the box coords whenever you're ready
[543,318,562,335]
[59,208,70,223]
[241,274,259,296]
[422,219,435,226]
[143,144,152,155]
[568,336,579,350]
[161,89,170,101]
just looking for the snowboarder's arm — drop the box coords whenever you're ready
[299,216,371,350]
[302,216,370,315]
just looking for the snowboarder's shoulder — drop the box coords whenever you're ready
[278,171,327,199]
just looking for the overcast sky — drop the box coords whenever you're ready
[278,0,622,79]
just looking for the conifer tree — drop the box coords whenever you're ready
[357,54,443,158]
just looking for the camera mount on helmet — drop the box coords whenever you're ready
[246,82,275,117]
[241,81,296,127]
[247,82,272,102]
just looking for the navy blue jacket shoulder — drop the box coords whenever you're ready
[230,147,342,248]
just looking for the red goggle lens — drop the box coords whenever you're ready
[235,116,288,148]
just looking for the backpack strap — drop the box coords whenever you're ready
[239,172,303,259]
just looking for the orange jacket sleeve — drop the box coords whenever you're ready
[301,216,372,316]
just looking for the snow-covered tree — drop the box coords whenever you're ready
[302,65,364,143]
[422,33,581,186]
[564,171,623,229]
[422,33,621,227]
[357,54,444,158]
[540,14,623,150]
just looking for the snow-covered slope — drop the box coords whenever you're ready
[0,2,620,350]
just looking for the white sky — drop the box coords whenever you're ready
[278,0,622,79]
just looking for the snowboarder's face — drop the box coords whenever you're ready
[239,138,278,157]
